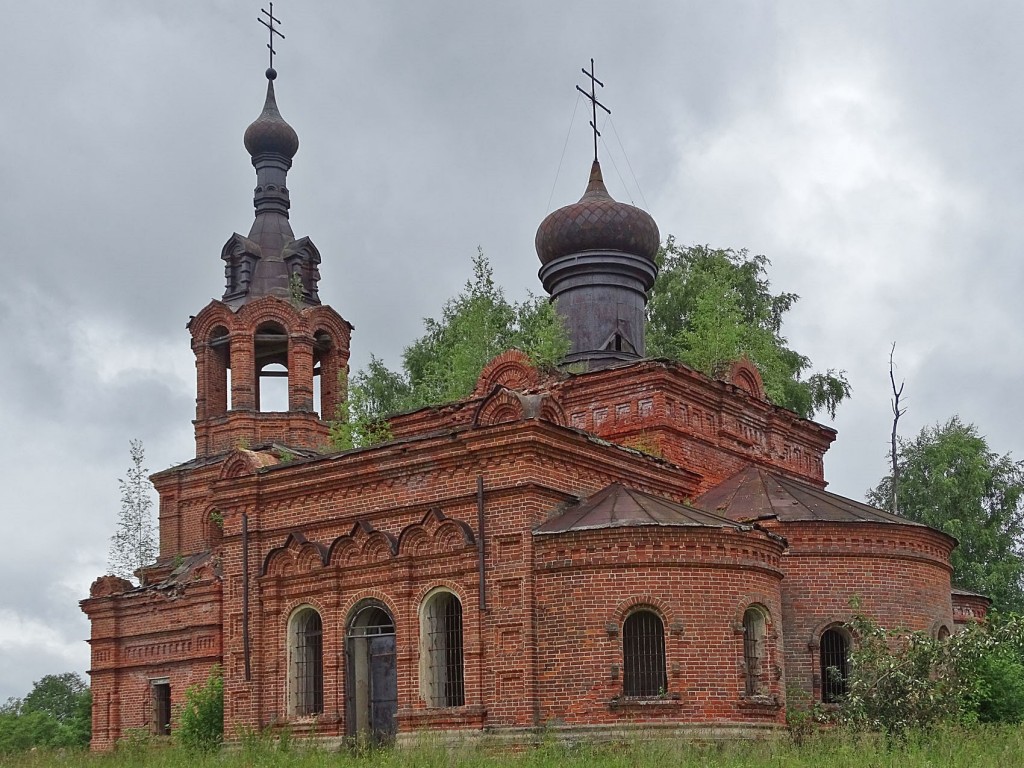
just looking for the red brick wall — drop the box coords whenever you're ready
[82,578,222,749]
[533,526,787,727]
[772,520,955,702]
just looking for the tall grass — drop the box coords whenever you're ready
[5,725,1024,768]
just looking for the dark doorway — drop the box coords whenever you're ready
[346,604,397,742]
[151,680,171,736]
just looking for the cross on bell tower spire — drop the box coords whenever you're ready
[576,58,611,163]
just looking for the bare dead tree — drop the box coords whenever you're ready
[889,342,906,515]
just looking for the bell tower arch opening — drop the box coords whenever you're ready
[255,321,289,412]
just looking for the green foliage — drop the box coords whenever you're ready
[328,364,398,451]
[175,666,223,754]
[6,726,1024,767]
[330,249,569,437]
[109,439,157,584]
[646,238,850,419]
[868,417,1024,612]
[840,613,1024,733]
[0,673,91,753]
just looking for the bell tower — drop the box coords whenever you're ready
[189,64,351,457]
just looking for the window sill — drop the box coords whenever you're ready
[737,694,782,710]
[608,694,683,711]
[398,704,487,728]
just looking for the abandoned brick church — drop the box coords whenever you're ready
[80,65,989,749]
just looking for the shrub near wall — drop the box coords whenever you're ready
[176,666,223,753]
[840,613,1024,732]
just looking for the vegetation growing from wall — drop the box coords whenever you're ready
[646,238,850,419]
[329,249,569,449]
[330,238,851,448]
[108,439,157,583]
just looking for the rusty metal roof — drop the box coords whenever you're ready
[534,482,746,535]
[696,465,924,526]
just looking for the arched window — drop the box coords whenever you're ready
[820,627,849,703]
[742,607,767,696]
[288,607,323,716]
[420,590,465,707]
[623,609,666,697]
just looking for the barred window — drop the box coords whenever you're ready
[420,591,465,707]
[820,628,849,703]
[623,609,667,697]
[289,606,324,716]
[742,607,767,696]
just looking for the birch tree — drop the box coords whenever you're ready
[108,439,157,583]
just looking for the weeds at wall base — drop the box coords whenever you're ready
[5,725,1024,767]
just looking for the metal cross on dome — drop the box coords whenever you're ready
[259,2,285,71]
[576,58,611,163]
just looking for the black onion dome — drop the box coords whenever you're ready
[536,161,660,265]
[243,77,299,159]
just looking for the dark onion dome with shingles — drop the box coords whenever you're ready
[536,160,660,265]
[243,68,299,159]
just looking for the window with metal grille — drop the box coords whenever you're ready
[290,607,324,716]
[820,628,849,703]
[151,680,171,736]
[622,609,667,697]
[742,607,767,696]
[420,591,465,707]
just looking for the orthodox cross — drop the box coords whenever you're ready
[259,3,285,71]
[576,58,611,163]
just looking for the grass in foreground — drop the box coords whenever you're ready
[5,725,1024,768]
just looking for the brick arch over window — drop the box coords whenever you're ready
[187,300,234,343]
[307,306,352,419]
[204,506,223,549]
[611,594,678,634]
[418,587,466,708]
[930,618,954,640]
[235,295,312,334]
[340,590,400,626]
[287,604,324,716]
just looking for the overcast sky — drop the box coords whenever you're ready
[3,1,1023,702]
